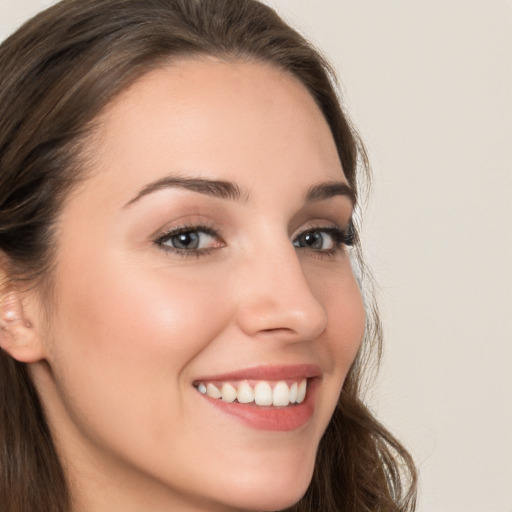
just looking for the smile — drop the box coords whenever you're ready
[192,365,320,431]
[195,379,308,407]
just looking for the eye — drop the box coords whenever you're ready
[293,230,335,250]
[155,225,223,254]
[292,226,354,251]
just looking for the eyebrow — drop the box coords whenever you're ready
[124,176,245,207]
[124,175,356,208]
[304,181,357,206]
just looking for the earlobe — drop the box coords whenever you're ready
[0,292,45,363]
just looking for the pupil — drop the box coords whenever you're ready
[174,232,199,249]
[303,232,322,249]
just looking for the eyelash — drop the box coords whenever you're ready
[154,222,355,259]
[294,225,355,258]
[154,223,220,258]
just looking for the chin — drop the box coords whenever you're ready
[225,486,310,512]
[214,458,315,512]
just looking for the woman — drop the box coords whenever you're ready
[0,1,416,511]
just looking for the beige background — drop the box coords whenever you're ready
[1,1,511,511]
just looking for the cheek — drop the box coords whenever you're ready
[48,253,231,431]
[59,257,226,355]
[331,282,366,366]
[303,262,366,434]
[310,262,366,369]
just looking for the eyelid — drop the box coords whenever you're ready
[154,223,217,243]
[153,223,225,256]
[292,218,353,238]
[152,218,355,260]
[292,220,356,250]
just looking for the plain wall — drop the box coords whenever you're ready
[1,1,511,511]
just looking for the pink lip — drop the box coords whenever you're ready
[194,364,321,432]
[194,363,321,383]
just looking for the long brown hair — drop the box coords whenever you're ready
[0,1,417,510]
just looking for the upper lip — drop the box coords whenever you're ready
[194,364,321,382]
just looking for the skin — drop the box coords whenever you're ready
[24,59,366,511]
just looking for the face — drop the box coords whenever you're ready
[31,59,365,511]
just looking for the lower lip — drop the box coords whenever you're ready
[198,379,319,431]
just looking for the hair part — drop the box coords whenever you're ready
[0,1,416,511]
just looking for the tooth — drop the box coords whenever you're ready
[206,383,222,399]
[254,381,272,406]
[289,382,298,403]
[273,381,290,406]
[221,383,237,402]
[296,379,307,404]
[237,381,255,403]
[197,382,207,394]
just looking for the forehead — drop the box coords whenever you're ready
[77,58,345,209]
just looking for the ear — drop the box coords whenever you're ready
[0,291,46,363]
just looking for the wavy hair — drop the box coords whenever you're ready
[0,1,417,510]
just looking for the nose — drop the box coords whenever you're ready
[234,241,328,343]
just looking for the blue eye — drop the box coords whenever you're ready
[155,225,221,254]
[293,231,333,250]
[155,223,355,258]
[292,226,354,251]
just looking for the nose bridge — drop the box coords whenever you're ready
[235,235,328,341]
